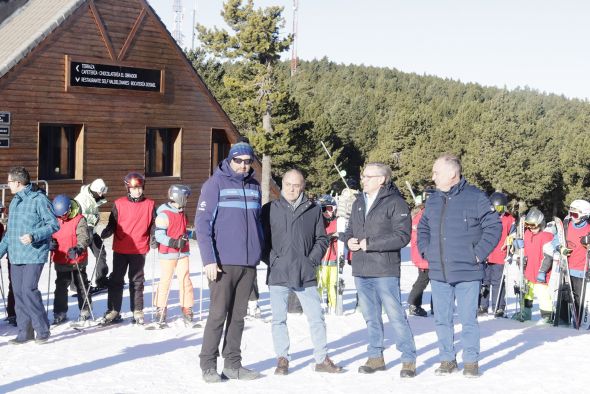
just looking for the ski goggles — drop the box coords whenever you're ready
[494,205,505,214]
[569,210,583,219]
[322,206,335,213]
[232,157,253,165]
[524,222,540,229]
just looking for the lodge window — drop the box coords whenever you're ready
[39,124,83,180]
[211,128,230,175]
[146,128,181,177]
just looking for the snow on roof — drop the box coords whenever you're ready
[0,0,86,79]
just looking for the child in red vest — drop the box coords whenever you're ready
[150,184,193,328]
[49,195,92,325]
[100,173,155,325]
[408,197,430,317]
[317,195,338,314]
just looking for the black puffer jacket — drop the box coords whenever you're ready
[343,182,411,278]
[262,195,328,288]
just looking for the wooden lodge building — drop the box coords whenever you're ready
[0,0,264,219]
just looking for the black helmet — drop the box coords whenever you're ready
[318,194,336,207]
[124,172,145,188]
[525,207,545,228]
[168,184,191,208]
[490,192,508,214]
[52,194,71,217]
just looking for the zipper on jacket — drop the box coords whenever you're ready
[439,195,448,282]
[243,180,249,265]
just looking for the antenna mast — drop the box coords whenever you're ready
[290,0,299,76]
[172,0,184,46]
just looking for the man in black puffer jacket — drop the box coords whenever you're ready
[418,154,501,378]
[344,162,417,378]
[262,169,342,376]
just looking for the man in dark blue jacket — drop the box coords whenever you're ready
[262,169,342,375]
[344,162,417,378]
[195,139,263,383]
[418,154,501,378]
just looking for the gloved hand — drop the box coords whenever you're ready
[513,238,524,250]
[559,245,573,256]
[536,271,547,283]
[168,235,188,250]
[67,246,84,260]
[504,234,515,249]
[480,284,490,298]
[580,234,590,247]
[49,238,58,251]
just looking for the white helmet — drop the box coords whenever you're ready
[569,199,590,216]
[89,178,108,196]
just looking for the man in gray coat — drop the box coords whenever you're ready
[262,169,342,376]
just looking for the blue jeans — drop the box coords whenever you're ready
[270,285,328,364]
[355,276,416,362]
[12,263,50,340]
[431,279,480,363]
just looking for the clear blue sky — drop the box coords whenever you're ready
[148,0,590,101]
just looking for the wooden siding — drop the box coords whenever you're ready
[0,0,258,221]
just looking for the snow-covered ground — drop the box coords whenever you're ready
[0,240,588,394]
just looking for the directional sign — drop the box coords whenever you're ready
[0,126,9,135]
[0,112,10,124]
[69,61,162,92]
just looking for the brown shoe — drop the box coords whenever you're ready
[400,362,416,378]
[274,357,289,375]
[358,356,386,374]
[463,362,479,378]
[315,356,343,373]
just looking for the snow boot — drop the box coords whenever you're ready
[221,366,261,380]
[409,305,428,317]
[182,307,193,326]
[52,312,67,325]
[202,368,222,383]
[400,362,416,378]
[494,308,505,318]
[463,362,479,378]
[358,356,386,374]
[132,310,144,325]
[477,307,488,316]
[274,357,289,375]
[101,310,122,325]
[315,356,343,373]
[435,359,459,376]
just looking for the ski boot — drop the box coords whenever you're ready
[409,305,428,317]
[100,310,122,326]
[52,312,68,326]
[145,307,167,330]
[132,310,145,325]
[182,307,194,326]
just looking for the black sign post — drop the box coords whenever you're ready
[69,61,162,92]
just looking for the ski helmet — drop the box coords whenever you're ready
[168,184,191,208]
[489,192,508,214]
[52,194,71,217]
[124,172,145,189]
[318,194,337,207]
[89,178,108,196]
[569,199,590,218]
[524,207,544,228]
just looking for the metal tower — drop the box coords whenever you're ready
[290,0,299,76]
[172,0,184,46]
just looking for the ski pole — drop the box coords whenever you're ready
[75,261,96,321]
[199,262,204,324]
[0,262,6,317]
[46,258,52,317]
[151,248,157,322]
[320,141,349,189]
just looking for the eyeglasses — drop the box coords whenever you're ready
[232,157,253,165]
[322,206,335,213]
[361,174,382,180]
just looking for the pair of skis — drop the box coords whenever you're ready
[552,217,580,328]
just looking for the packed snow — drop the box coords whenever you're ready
[0,240,587,394]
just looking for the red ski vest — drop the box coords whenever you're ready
[113,197,155,254]
[321,219,338,264]
[411,209,428,269]
[524,230,553,283]
[566,221,589,271]
[487,213,516,264]
[52,214,88,265]
[158,209,190,254]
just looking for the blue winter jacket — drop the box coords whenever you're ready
[417,177,502,284]
[195,159,263,267]
[0,184,59,264]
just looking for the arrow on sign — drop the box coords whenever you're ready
[75,77,80,82]
[76,65,79,72]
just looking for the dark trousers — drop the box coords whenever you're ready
[249,270,259,301]
[7,261,16,317]
[12,263,49,340]
[479,263,506,311]
[53,265,92,314]
[560,276,584,323]
[88,228,108,286]
[200,265,256,371]
[107,252,145,313]
[407,268,430,307]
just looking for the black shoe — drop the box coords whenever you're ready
[477,307,488,316]
[7,316,17,327]
[52,312,67,326]
[202,368,222,383]
[409,305,428,317]
[494,308,505,318]
[88,285,108,295]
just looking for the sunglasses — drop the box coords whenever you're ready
[322,206,335,213]
[232,157,253,165]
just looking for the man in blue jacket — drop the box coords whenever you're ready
[418,154,501,378]
[195,138,263,383]
[0,167,59,344]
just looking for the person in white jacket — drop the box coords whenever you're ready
[75,178,108,293]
